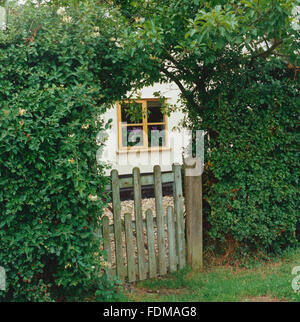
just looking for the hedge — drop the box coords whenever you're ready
[196,58,300,255]
[0,2,138,301]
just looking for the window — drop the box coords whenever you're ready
[117,99,168,151]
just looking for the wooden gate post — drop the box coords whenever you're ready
[184,157,203,270]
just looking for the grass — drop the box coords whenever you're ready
[123,248,300,302]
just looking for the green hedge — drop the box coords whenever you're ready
[0,2,135,301]
[197,58,300,255]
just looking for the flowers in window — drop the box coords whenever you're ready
[126,127,143,147]
[148,126,165,147]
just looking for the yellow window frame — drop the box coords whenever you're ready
[117,98,168,152]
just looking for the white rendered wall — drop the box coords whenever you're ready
[98,83,190,175]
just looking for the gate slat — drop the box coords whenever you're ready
[146,209,157,279]
[124,213,136,282]
[167,206,177,273]
[111,169,126,281]
[172,163,186,269]
[153,165,167,275]
[133,167,146,280]
[102,215,112,278]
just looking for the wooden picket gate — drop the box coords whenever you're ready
[101,164,186,282]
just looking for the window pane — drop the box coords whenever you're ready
[121,102,143,123]
[148,125,166,147]
[122,126,144,147]
[147,101,164,123]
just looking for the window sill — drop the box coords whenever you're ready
[117,147,172,154]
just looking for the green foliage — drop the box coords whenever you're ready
[129,248,300,302]
[200,58,299,253]
[122,101,145,123]
[0,1,139,301]
[114,0,300,254]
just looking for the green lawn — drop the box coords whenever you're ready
[123,248,300,302]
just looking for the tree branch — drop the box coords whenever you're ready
[160,66,196,109]
[250,39,283,62]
